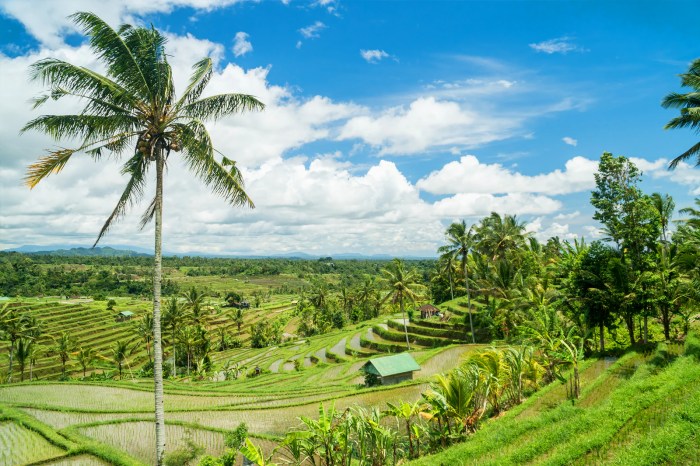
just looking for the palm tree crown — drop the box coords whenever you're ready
[22,12,264,465]
[662,58,700,168]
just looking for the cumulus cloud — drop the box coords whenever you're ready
[416,155,599,195]
[232,31,252,57]
[360,49,389,63]
[433,193,562,218]
[630,157,700,195]
[529,37,585,54]
[562,136,577,146]
[338,97,521,155]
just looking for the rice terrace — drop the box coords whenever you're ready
[1,2,699,466]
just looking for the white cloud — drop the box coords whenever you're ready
[526,217,578,241]
[416,155,599,195]
[433,193,562,218]
[562,136,577,146]
[299,21,326,39]
[630,157,700,195]
[529,37,584,54]
[360,49,389,63]
[338,97,521,155]
[232,31,252,57]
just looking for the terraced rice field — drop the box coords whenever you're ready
[0,421,66,464]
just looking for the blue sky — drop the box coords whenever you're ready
[0,0,698,256]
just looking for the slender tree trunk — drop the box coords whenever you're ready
[400,298,410,351]
[464,259,475,344]
[153,152,166,465]
[7,342,15,383]
[643,315,648,344]
[172,327,176,378]
[625,315,636,345]
[599,321,605,353]
[448,266,454,301]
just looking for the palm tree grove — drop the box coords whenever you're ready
[0,4,698,466]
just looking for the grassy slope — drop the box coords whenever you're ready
[409,344,700,466]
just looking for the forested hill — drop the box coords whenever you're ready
[4,246,151,257]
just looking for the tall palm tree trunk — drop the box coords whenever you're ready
[464,261,475,344]
[153,153,166,465]
[172,326,177,377]
[401,298,411,351]
[7,343,14,383]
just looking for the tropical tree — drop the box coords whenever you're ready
[231,307,244,334]
[104,340,137,379]
[662,58,700,168]
[23,12,263,463]
[439,221,477,343]
[136,312,154,363]
[50,332,77,378]
[383,401,422,459]
[163,296,187,377]
[183,287,209,327]
[651,192,675,243]
[14,338,33,382]
[380,259,424,350]
[27,342,44,381]
[75,346,97,378]
[1,304,28,382]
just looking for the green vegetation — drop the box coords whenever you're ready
[0,9,697,464]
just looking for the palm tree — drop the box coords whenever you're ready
[231,307,244,334]
[14,338,33,382]
[75,346,97,378]
[104,340,137,379]
[477,212,530,261]
[163,297,187,377]
[136,313,154,363]
[0,305,27,382]
[380,259,424,350]
[23,13,263,464]
[650,192,675,242]
[662,58,700,168]
[50,332,77,379]
[439,220,477,343]
[183,287,208,327]
[27,342,44,381]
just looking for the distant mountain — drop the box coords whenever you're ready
[3,246,151,257]
[3,245,434,260]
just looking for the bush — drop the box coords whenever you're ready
[684,331,700,359]
[164,434,204,466]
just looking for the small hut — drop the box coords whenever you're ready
[418,304,440,319]
[361,353,421,386]
[116,310,134,322]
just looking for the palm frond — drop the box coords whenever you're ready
[22,114,138,143]
[176,58,213,109]
[94,151,149,245]
[176,121,254,208]
[181,93,264,121]
[70,12,152,99]
[29,58,139,111]
[669,140,700,168]
[25,149,75,189]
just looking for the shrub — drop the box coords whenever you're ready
[684,331,700,359]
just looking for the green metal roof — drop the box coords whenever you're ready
[118,311,134,316]
[362,352,420,377]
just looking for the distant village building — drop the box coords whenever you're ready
[361,353,421,386]
[115,310,134,322]
[418,304,440,319]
